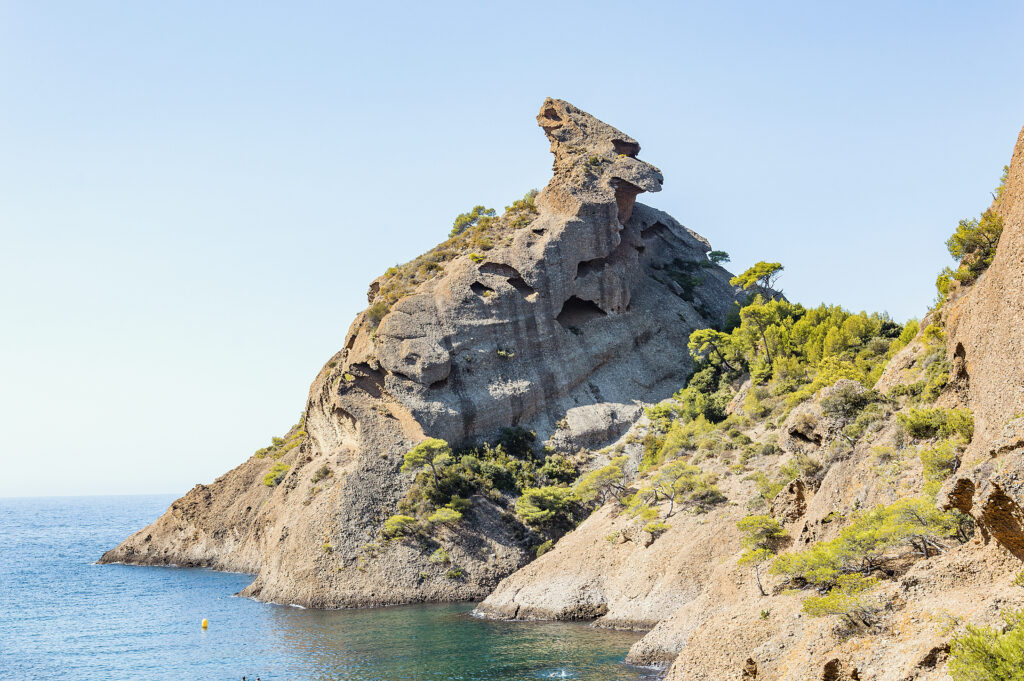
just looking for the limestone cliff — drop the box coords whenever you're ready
[100,99,742,607]
[942,125,1024,561]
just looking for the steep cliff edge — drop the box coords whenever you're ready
[942,126,1024,562]
[100,99,742,607]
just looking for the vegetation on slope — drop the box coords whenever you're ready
[365,190,539,329]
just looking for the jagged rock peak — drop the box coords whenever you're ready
[536,97,663,223]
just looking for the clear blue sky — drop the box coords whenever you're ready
[2,1,1022,497]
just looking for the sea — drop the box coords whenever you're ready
[0,495,657,681]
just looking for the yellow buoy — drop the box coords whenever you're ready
[201,618,208,629]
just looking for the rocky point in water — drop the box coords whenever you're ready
[101,98,742,607]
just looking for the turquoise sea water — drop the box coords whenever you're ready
[0,495,655,681]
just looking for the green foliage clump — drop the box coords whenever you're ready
[515,486,578,527]
[450,205,497,238]
[401,438,454,485]
[574,456,628,505]
[936,167,1008,306]
[263,462,290,487]
[898,407,974,442]
[535,539,554,558]
[382,514,418,539]
[820,382,877,421]
[919,438,961,496]
[628,459,725,521]
[254,418,307,460]
[801,573,881,630]
[643,521,670,538]
[428,547,450,564]
[311,464,331,483]
[772,497,968,589]
[427,506,463,525]
[948,609,1024,681]
[737,514,788,595]
[708,250,730,264]
[730,261,784,296]
[538,454,577,484]
[393,429,579,541]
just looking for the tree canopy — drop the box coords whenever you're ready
[730,261,784,296]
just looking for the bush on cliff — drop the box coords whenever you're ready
[515,486,578,527]
[948,608,1024,681]
[382,514,419,539]
[263,462,290,487]
[898,407,974,442]
[772,497,970,589]
[737,514,788,596]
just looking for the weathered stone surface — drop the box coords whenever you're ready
[101,98,742,607]
[941,125,1024,557]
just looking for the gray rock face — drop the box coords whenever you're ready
[101,98,742,607]
[344,98,739,451]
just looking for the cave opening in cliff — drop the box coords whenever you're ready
[556,296,608,329]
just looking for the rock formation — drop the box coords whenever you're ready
[942,125,1024,561]
[100,98,741,607]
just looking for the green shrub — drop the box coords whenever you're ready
[311,464,331,483]
[536,539,554,558]
[737,514,788,595]
[445,496,472,513]
[899,407,974,442]
[644,521,670,538]
[574,456,628,505]
[401,438,454,485]
[948,609,1024,681]
[820,383,876,420]
[427,507,463,525]
[382,514,418,539]
[920,439,960,496]
[772,497,963,588]
[450,205,496,238]
[263,462,290,487]
[515,486,577,527]
[801,574,881,630]
[539,454,577,484]
[428,547,450,564]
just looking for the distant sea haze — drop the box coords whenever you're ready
[0,495,652,680]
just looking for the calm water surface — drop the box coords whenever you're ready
[0,495,655,681]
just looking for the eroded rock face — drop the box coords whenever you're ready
[346,98,736,449]
[100,98,741,607]
[942,125,1024,556]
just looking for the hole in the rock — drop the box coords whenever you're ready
[532,228,545,235]
[479,262,535,296]
[507,277,534,296]
[556,296,607,328]
[640,221,669,239]
[541,107,562,122]
[470,281,494,296]
[611,139,640,157]
[479,262,520,278]
[575,256,607,280]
